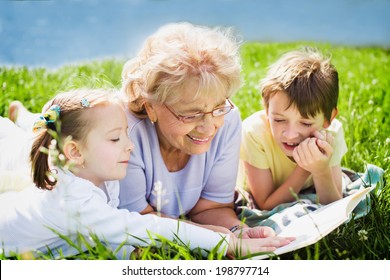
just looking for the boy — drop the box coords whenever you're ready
[237,48,347,210]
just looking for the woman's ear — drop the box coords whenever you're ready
[144,102,157,123]
[63,140,84,166]
[323,108,338,128]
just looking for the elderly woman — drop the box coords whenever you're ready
[119,22,259,237]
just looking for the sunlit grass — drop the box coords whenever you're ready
[1,42,389,260]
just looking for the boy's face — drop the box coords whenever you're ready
[266,91,330,158]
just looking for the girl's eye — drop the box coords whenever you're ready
[111,138,120,142]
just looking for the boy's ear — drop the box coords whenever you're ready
[63,140,84,166]
[323,108,338,128]
[263,100,269,117]
[144,101,157,123]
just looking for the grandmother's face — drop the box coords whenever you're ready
[153,82,227,155]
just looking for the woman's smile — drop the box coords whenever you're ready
[187,134,212,144]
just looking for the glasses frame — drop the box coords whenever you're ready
[164,98,234,124]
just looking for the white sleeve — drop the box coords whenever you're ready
[70,192,230,255]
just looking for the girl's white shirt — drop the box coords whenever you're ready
[0,168,229,258]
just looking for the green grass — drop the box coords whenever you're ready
[1,42,389,260]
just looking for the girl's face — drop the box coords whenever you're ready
[267,91,329,158]
[78,103,134,186]
[152,81,228,157]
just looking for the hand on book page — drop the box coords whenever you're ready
[249,186,374,260]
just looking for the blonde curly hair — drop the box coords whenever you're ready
[121,22,242,118]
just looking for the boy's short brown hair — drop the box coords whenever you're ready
[260,48,338,122]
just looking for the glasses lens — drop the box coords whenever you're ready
[176,100,233,123]
[181,114,203,123]
[213,106,232,117]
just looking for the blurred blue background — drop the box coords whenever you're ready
[1,0,389,68]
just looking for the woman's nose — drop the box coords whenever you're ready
[126,138,135,152]
[197,114,216,133]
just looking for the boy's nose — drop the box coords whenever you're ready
[283,127,299,139]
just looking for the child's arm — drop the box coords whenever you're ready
[293,135,343,204]
[311,164,343,204]
[77,193,293,258]
[244,162,310,210]
[226,228,294,258]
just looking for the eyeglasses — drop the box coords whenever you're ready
[164,99,234,124]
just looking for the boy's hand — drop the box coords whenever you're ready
[312,129,335,147]
[292,136,333,175]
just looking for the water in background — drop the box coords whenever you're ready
[1,0,389,68]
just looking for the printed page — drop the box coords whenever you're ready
[251,187,373,259]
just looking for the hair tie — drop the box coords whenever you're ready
[32,105,61,133]
[81,98,90,107]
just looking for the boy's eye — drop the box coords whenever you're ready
[274,119,285,123]
[302,123,313,127]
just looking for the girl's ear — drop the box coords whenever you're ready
[63,140,84,166]
[144,101,157,123]
[323,108,338,128]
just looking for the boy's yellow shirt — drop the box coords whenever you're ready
[237,110,347,192]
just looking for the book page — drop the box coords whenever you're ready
[251,187,373,259]
[280,187,372,237]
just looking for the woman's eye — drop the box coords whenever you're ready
[111,138,120,142]
[214,108,225,115]
[182,114,201,120]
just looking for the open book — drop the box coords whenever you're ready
[251,186,374,259]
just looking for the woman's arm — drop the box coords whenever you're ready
[188,198,241,229]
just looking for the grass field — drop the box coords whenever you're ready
[1,42,389,259]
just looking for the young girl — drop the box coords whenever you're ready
[0,89,292,259]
